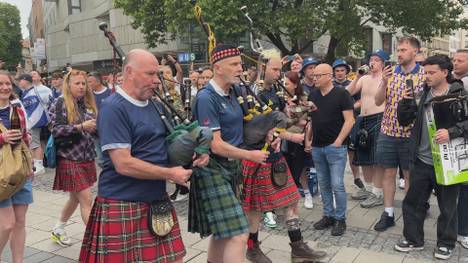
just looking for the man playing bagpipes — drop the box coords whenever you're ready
[189,44,269,263]
[79,49,208,263]
[240,49,327,263]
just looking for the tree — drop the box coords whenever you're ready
[0,2,22,71]
[114,0,468,62]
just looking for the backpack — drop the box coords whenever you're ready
[0,108,33,201]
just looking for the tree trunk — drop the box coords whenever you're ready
[325,35,340,64]
[265,32,291,55]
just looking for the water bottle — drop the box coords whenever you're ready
[308,168,319,196]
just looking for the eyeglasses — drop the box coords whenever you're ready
[311,73,331,79]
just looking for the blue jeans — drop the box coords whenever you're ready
[312,145,348,220]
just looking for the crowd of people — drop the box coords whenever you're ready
[0,35,467,263]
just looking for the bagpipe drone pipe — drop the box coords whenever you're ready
[99,22,212,167]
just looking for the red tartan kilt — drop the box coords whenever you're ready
[53,158,96,192]
[79,197,186,263]
[241,156,300,212]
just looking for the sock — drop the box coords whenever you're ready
[372,187,383,197]
[384,207,394,217]
[247,231,259,248]
[303,189,311,198]
[354,178,365,189]
[54,221,66,233]
[34,159,44,169]
[288,229,302,243]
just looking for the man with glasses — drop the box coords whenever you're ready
[307,64,355,236]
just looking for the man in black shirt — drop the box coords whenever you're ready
[307,64,355,236]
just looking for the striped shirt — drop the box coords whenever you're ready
[380,64,425,138]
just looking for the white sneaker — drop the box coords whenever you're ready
[398,179,405,190]
[263,212,277,228]
[34,166,45,176]
[458,235,468,249]
[304,195,314,209]
[51,228,72,247]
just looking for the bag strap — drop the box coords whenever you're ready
[0,121,7,134]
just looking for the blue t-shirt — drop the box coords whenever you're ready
[93,87,112,110]
[194,80,244,147]
[0,107,11,129]
[258,87,284,111]
[97,90,169,202]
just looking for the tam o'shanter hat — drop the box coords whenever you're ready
[210,44,241,64]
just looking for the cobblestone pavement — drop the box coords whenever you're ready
[1,167,467,263]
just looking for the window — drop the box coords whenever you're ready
[68,0,81,15]
[365,27,373,54]
[382,33,392,55]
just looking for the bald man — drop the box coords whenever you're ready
[306,63,355,236]
[80,49,200,263]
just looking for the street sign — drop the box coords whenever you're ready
[178,52,196,63]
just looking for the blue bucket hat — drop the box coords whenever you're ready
[332,59,350,73]
[301,57,319,73]
[370,49,390,62]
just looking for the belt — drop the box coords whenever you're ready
[211,153,236,163]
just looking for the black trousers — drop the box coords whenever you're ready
[402,159,460,249]
[458,184,468,236]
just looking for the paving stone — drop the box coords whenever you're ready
[37,255,77,263]
[186,252,207,263]
[23,251,56,263]
[331,247,360,263]
[354,250,404,263]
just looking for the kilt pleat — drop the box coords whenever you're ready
[241,156,300,212]
[188,158,249,239]
[53,158,96,192]
[79,197,186,263]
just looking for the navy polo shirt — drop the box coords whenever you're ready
[97,89,169,202]
[194,79,244,147]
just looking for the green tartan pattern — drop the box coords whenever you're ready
[188,158,249,239]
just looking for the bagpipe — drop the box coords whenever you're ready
[238,6,314,150]
[99,22,212,167]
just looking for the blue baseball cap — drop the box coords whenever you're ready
[301,57,319,73]
[370,49,390,62]
[332,59,350,73]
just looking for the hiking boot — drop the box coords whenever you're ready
[360,193,383,208]
[394,239,424,252]
[313,216,335,230]
[290,239,327,263]
[331,219,346,236]
[51,228,72,247]
[434,246,452,260]
[374,211,395,232]
[246,241,272,263]
[263,212,277,229]
[351,188,371,201]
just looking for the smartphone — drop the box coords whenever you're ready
[384,61,394,68]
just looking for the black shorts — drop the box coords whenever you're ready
[353,113,383,166]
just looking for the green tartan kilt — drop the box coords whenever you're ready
[188,158,249,239]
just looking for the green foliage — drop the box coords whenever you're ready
[114,0,468,60]
[0,2,22,70]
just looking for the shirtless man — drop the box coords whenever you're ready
[347,50,388,208]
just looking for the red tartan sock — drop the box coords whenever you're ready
[247,231,259,248]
